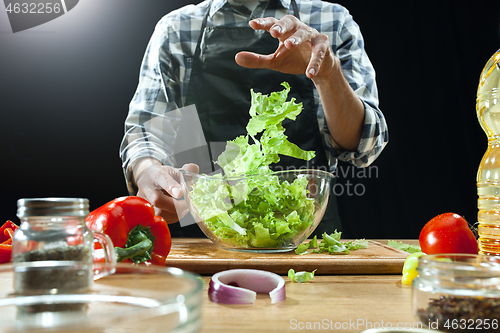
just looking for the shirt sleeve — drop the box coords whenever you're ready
[119,17,181,195]
[324,7,388,167]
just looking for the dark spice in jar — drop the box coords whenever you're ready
[14,244,92,313]
[17,244,90,261]
[417,295,500,332]
[14,244,92,293]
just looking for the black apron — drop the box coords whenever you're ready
[168,0,342,237]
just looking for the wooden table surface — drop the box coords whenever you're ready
[199,274,420,333]
[198,239,422,333]
[0,239,425,333]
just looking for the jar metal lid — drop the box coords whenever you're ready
[17,198,89,217]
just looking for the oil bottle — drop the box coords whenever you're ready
[477,49,500,255]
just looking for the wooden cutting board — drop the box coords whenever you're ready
[165,238,410,275]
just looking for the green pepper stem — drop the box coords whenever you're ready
[115,238,153,263]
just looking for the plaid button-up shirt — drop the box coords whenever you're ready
[120,0,388,194]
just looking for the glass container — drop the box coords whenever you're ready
[413,254,500,332]
[180,169,334,253]
[12,198,116,297]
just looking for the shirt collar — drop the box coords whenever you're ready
[209,0,290,17]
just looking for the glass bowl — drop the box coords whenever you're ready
[0,262,203,333]
[412,254,500,332]
[180,169,334,253]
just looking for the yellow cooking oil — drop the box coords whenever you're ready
[477,49,500,255]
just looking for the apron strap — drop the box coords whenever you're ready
[193,0,212,60]
[290,0,300,20]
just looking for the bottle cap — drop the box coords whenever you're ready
[17,198,89,218]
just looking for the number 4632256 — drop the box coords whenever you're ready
[5,3,62,14]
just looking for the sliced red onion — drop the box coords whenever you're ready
[208,269,286,304]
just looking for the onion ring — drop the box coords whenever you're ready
[208,269,286,304]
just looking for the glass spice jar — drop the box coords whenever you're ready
[12,198,116,298]
[413,254,500,332]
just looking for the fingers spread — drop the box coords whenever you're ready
[307,34,331,78]
[283,25,315,49]
[250,15,301,41]
[249,17,278,31]
[269,15,300,39]
[249,15,335,79]
[235,51,274,69]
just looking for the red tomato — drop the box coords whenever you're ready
[419,213,478,254]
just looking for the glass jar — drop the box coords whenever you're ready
[12,198,116,296]
[413,254,500,332]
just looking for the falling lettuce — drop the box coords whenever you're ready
[214,82,315,177]
[189,82,319,248]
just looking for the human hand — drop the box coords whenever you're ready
[135,161,199,224]
[235,15,338,80]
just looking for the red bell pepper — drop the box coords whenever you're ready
[85,196,171,266]
[0,220,18,263]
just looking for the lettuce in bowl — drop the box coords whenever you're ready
[182,83,333,252]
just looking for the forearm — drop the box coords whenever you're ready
[312,57,365,152]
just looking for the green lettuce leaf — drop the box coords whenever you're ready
[295,242,310,255]
[215,82,315,177]
[387,240,422,254]
[346,239,369,250]
[288,268,317,283]
[297,231,369,255]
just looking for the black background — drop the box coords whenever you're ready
[1,0,499,239]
